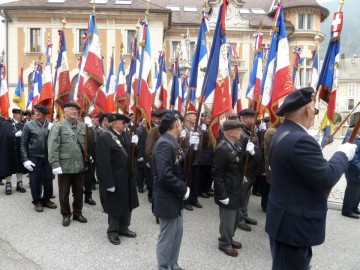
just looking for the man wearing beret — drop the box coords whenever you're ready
[266,87,357,269]
[20,104,57,212]
[96,113,139,245]
[0,108,27,195]
[212,120,244,257]
[48,102,88,227]
[152,111,190,270]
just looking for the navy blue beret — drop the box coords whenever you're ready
[276,87,315,116]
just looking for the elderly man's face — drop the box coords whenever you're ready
[112,119,126,133]
[64,107,79,121]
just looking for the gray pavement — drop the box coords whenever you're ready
[0,138,359,270]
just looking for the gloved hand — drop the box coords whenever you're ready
[89,156,94,164]
[84,116,93,128]
[131,134,139,145]
[336,142,357,161]
[23,160,35,171]
[48,122,53,130]
[189,132,200,150]
[137,157,144,162]
[183,187,190,200]
[15,130,22,137]
[259,122,266,132]
[201,123,207,132]
[107,186,115,192]
[246,141,255,155]
[52,167,63,175]
[146,162,150,168]
[180,129,186,139]
[219,198,229,205]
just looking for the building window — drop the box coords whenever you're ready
[298,14,313,30]
[78,29,87,53]
[126,30,136,54]
[348,98,355,110]
[30,28,41,52]
[347,83,357,97]
[299,58,312,86]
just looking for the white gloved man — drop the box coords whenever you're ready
[189,131,200,151]
[183,187,190,200]
[336,142,357,161]
[84,116,93,128]
[146,162,150,168]
[137,157,144,162]
[246,141,255,155]
[180,129,186,139]
[48,122,53,130]
[15,130,22,137]
[201,123,207,132]
[259,122,266,132]
[131,134,139,145]
[52,167,63,175]
[219,197,229,205]
[23,160,35,171]
[107,186,115,192]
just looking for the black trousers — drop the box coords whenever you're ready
[29,157,54,205]
[58,173,84,218]
[269,237,312,270]
[107,213,131,237]
[185,165,200,204]
[84,162,96,197]
[342,181,360,214]
[198,165,212,194]
[258,175,270,211]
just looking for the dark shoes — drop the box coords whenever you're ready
[244,216,258,225]
[5,182,12,195]
[35,203,44,212]
[342,212,360,219]
[191,200,203,208]
[137,186,144,193]
[238,222,251,231]
[73,215,88,223]
[16,181,26,193]
[85,197,96,205]
[62,217,70,227]
[119,229,137,238]
[184,204,193,211]
[108,235,121,245]
[199,192,210,198]
[219,246,238,257]
[354,208,360,215]
[0,180,4,185]
[44,201,57,209]
[232,240,242,249]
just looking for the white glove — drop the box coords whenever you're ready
[137,157,144,162]
[23,160,35,171]
[84,116,93,127]
[259,122,266,132]
[131,134,139,145]
[48,122,53,130]
[180,129,186,139]
[219,198,229,205]
[183,187,190,200]
[189,132,200,151]
[107,186,115,192]
[52,167,63,175]
[89,156,94,164]
[246,141,255,155]
[313,134,320,141]
[146,162,150,168]
[336,142,357,161]
[15,130,22,137]
[201,123,207,132]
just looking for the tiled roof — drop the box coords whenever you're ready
[281,0,329,22]
[338,57,360,80]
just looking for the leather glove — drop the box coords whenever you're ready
[180,129,186,139]
[52,167,63,175]
[131,134,139,145]
[259,122,266,132]
[107,186,115,192]
[201,123,207,132]
[84,116,93,127]
[48,122,53,130]
[15,130,22,137]
[246,141,255,155]
[219,198,229,205]
[336,142,357,161]
[183,187,190,200]
[23,160,35,171]
[189,132,200,150]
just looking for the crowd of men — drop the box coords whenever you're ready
[0,86,359,270]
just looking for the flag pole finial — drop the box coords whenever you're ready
[93,0,96,13]
[61,16,67,29]
[258,20,263,31]
[120,42,124,56]
[145,0,150,20]
[339,0,345,12]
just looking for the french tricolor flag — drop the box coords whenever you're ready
[153,50,168,110]
[106,54,117,112]
[115,56,127,112]
[169,58,182,112]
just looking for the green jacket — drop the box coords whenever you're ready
[48,119,86,173]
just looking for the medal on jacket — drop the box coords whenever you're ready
[175,148,183,165]
[113,137,123,148]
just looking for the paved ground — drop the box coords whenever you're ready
[0,138,359,270]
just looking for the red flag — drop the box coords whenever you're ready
[0,62,9,118]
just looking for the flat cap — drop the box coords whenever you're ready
[109,113,130,123]
[239,109,256,117]
[227,113,239,120]
[159,111,181,134]
[34,104,50,114]
[276,87,315,116]
[223,120,242,131]
[63,102,81,110]
[12,108,23,114]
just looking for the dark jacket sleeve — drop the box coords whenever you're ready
[212,146,228,200]
[96,133,115,189]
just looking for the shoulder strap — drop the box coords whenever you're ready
[63,123,86,159]
[269,130,291,164]
[105,130,129,159]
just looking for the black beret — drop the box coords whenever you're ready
[12,108,23,114]
[34,104,50,114]
[276,87,315,116]
[264,116,270,123]
[239,109,256,117]
[109,113,130,123]
[63,102,81,110]
[159,111,181,134]
[227,113,239,120]
[223,120,242,131]
[152,109,169,117]
[23,109,32,116]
